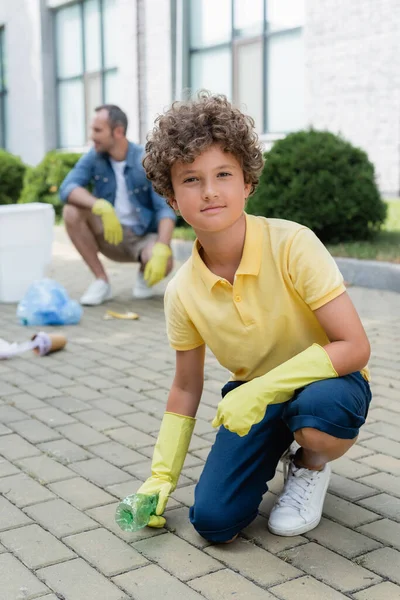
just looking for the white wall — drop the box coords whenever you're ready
[306,0,400,195]
[0,0,47,164]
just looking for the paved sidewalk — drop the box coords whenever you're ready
[0,228,400,600]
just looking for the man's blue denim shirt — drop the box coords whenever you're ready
[59,142,176,237]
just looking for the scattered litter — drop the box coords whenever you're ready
[103,310,139,320]
[0,332,67,360]
[17,278,82,326]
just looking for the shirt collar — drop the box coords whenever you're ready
[192,213,263,293]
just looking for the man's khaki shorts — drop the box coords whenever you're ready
[95,225,157,263]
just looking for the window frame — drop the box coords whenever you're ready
[187,0,304,135]
[54,0,118,148]
[0,26,7,149]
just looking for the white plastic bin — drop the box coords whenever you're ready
[0,203,55,303]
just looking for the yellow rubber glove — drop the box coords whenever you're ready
[144,242,172,287]
[92,199,123,245]
[212,344,338,437]
[136,412,195,528]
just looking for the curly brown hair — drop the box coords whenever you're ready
[143,91,264,199]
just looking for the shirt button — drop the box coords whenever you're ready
[129,190,133,195]
[142,186,148,191]
[235,295,241,302]
[134,188,139,193]
[103,177,108,182]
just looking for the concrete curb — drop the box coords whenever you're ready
[171,239,400,294]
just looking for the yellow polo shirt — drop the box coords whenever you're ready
[165,214,369,381]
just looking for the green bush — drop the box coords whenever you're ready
[19,150,82,216]
[246,129,387,243]
[0,149,26,205]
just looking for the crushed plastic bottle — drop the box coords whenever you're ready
[115,493,158,532]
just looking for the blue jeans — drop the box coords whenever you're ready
[189,372,371,543]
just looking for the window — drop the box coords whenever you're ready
[55,0,119,148]
[188,0,305,133]
[0,27,7,148]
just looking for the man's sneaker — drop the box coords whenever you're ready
[80,279,112,306]
[133,271,154,299]
[268,457,331,536]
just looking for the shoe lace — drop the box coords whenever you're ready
[276,461,321,511]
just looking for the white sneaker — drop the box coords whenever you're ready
[132,271,154,299]
[268,457,331,536]
[80,279,112,306]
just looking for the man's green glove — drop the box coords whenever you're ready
[136,412,195,528]
[92,199,123,245]
[144,242,172,287]
[212,344,338,437]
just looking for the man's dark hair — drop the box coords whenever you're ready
[95,104,128,135]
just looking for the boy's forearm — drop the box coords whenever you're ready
[323,340,370,377]
[166,382,203,418]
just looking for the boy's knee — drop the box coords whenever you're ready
[190,501,254,544]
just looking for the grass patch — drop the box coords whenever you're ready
[172,200,400,263]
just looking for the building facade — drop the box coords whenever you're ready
[0,0,399,195]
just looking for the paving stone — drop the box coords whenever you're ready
[134,397,166,416]
[120,411,161,433]
[48,477,115,510]
[113,563,204,600]
[328,474,377,501]
[0,433,41,460]
[360,472,400,498]
[171,483,196,507]
[25,499,98,537]
[75,375,117,390]
[0,524,75,568]
[360,453,400,476]
[87,502,166,543]
[47,395,92,413]
[0,553,49,599]
[0,473,55,507]
[205,538,301,587]
[358,493,400,521]
[242,514,308,554]
[134,532,222,580]
[89,441,146,467]
[38,439,93,464]
[163,507,210,549]
[91,398,136,416]
[8,393,48,412]
[37,373,77,388]
[29,407,76,427]
[353,582,400,599]
[116,376,155,392]
[304,517,382,558]
[358,518,400,550]
[0,458,20,477]
[51,364,87,378]
[0,495,32,531]
[0,424,11,436]
[59,384,103,401]
[70,458,132,487]
[354,547,400,584]
[37,557,128,600]
[283,542,381,592]
[65,528,148,576]
[17,455,74,483]
[0,381,20,396]
[106,426,155,448]
[331,457,376,479]
[361,436,400,459]
[0,404,28,423]
[364,421,400,442]
[270,575,349,599]
[322,493,380,527]
[10,419,62,443]
[106,386,144,405]
[25,383,62,399]
[75,409,124,431]
[189,568,276,599]
[57,422,109,445]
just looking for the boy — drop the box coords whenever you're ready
[136,93,371,543]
